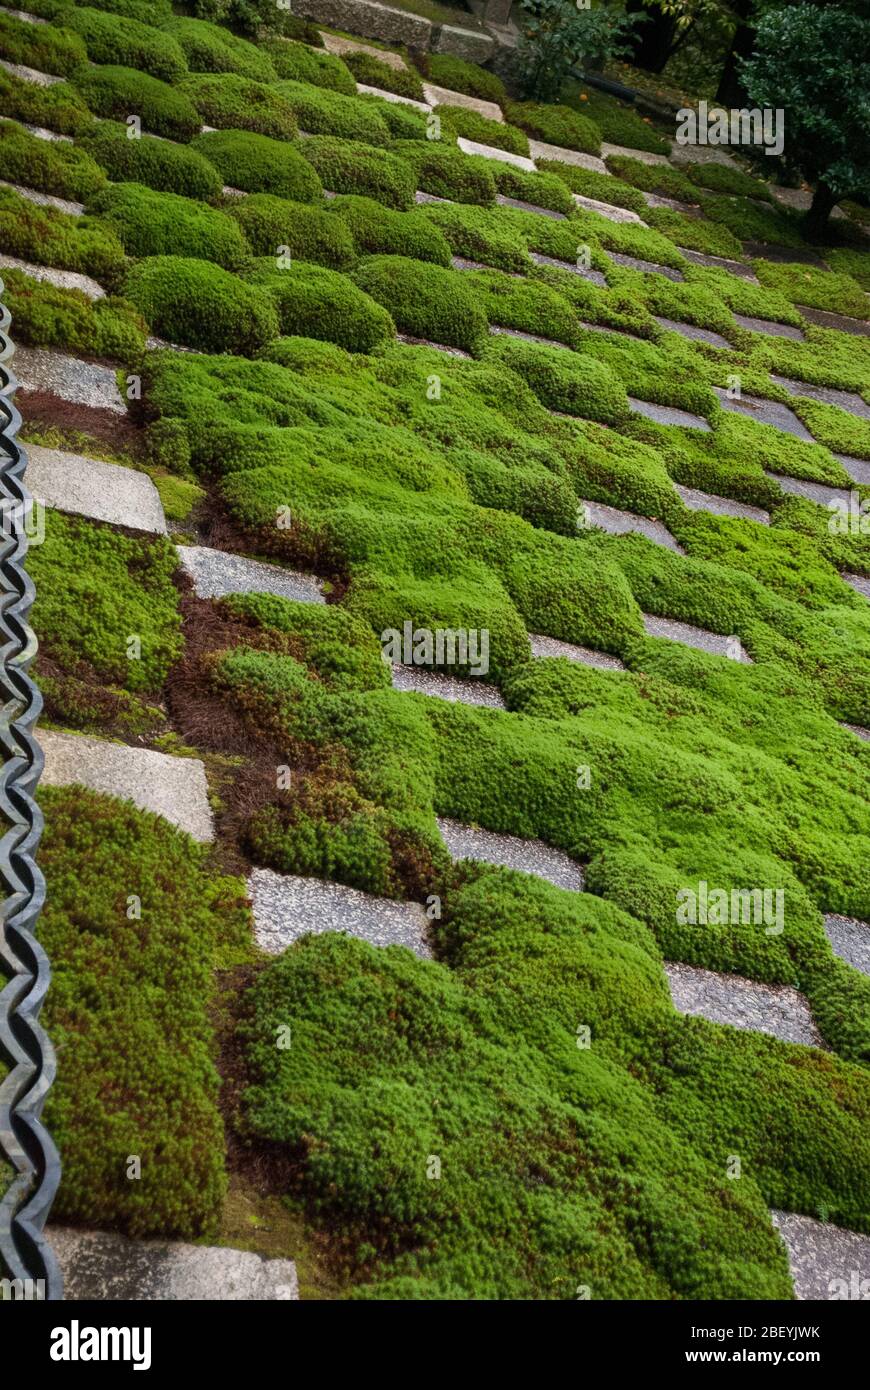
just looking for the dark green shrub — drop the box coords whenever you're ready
[0,118,106,201]
[91,181,249,269]
[0,70,93,136]
[227,193,355,268]
[162,16,277,82]
[0,11,87,77]
[505,101,601,155]
[80,119,221,199]
[418,52,506,107]
[352,254,488,353]
[437,105,530,157]
[330,195,451,266]
[178,73,298,138]
[264,37,355,93]
[71,64,201,141]
[246,259,395,352]
[124,255,279,353]
[62,6,188,82]
[489,336,630,423]
[393,139,495,205]
[420,201,531,273]
[40,786,232,1238]
[191,128,321,202]
[344,49,425,102]
[300,136,415,211]
[2,265,145,357]
[0,184,126,286]
[274,79,391,146]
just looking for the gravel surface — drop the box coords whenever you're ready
[396,332,471,358]
[823,913,870,975]
[733,312,804,341]
[765,471,852,509]
[25,444,167,533]
[571,193,645,225]
[665,963,822,1045]
[437,816,586,891]
[771,374,870,420]
[456,136,535,171]
[51,1228,298,1301]
[355,82,430,112]
[585,498,684,553]
[0,252,104,298]
[602,141,671,166]
[529,632,626,670]
[771,1211,870,1301]
[423,83,502,121]
[653,315,730,348]
[40,729,214,841]
[529,251,607,286]
[494,193,565,220]
[835,453,870,485]
[176,544,324,603]
[643,613,752,662]
[608,250,685,281]
[713,387,814,440]
[674,482,770,524]
[678,247,758,281]
[528,139,607,174]
[670,144,740,169]
[578,319,642,340]
[842,572,870,600]
[12,346,126,413]
[249,867,432,959]
[0,56,60,84]
[0,178,82,214]
[795,305,870,337]
[628,396,711,430]
[390,664,506,709]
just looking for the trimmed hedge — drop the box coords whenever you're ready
[505,101,601,155]
[246,259,395,353]
[351,254,488,353]
[124,255,279,354]
[162,16,277,82]
[437,104,530,157]
[71,64,201,142]
[191,128,322,202]
[393,139,496,206]
[420,201,531,273]
[0,183,126,286]
[488,336,630,423]
[299,136,415,211]
[0,118,106,201]
[330,195,451,266]
[178,73,298,138]
[91,181,249,269]
[228,193,355,269]
[0,69,94,136]
[61,6,188,82]
[2,266,145,358]
[344,50,425,102]
[264,37,356,93]
[273,79,391,146]
[80,119,222,199]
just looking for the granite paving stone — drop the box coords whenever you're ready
[528,632,626,671]
[494,193,565,220]
[25,444,167,533]
[0,252,104,299]
[670,143,740,169]
[771,1211,870,1301]
[771,374,870,420]
[842,721,870,742]
[678,246,759,281]
[823,913,870,976]
[712,386,814,440]
[423,82,502,121]
[22,122,71,141]
[674,481,770,524]
[653,315,730,348]
[835,453,870,486]
[0,56,61,84]
[11,346,127,413]
[0,178,82,215]
[456,136,535,171]
[571,192,646,224]
[51,1228,298,1300]
[764,471,852,509]
[397,332,472,357]
[601,141,670,166]
[795,305,870,337]
[355,82,429,112]
[390,663,506,708]
[643,613,752,662]
[528,250,607,285]
[528,138,607,174]
[608,250,685,281]
[842,572,870,600]
[320,31,409,69]
[584,498,684,552]
[628,396,711,430]
[490,323,570,350]
[437,816,586,891]
[249,867,432,958]
[40,729,214,841]
[665,962,822,1045]
[733,312,804,341]
[176,544,325,603]
[642,191,701,216]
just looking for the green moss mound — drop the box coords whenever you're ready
[0,69,94,136]
[437,104,529,157]
[81,118,222,199]
[344,49,425,102]
[393,139,495,205]
[124,254,279,354]
[190,128,322,202]
[179,72,298,138]
[3,267,145,358]
[329,195,451,266]
[419,52,506,106]
[62,6,188,82]
[0,183,125,286]
[506,101,601,155]
[72,64,201,142]
[351,254,488,353]
[299,136,416,211]
[246,259,395,353]
[273,78,391,147]
[162,16,277,82]
[0,118,106,201]
[91,181,249,269]
[0,10,88,77]
[228,193,354,269]
[264,36,355,93]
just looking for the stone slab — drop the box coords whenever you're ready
[396,332,472,358]
[528,138,607,174]
[490,323,570,350]
[456,135,535,171]
[437,816,585,891]
[176,544,324,604]
[678,246,758,281]
[422,82,502,123]
[249,867,431,958]
[494,192,565,220]
[51,1227,298,1300]
[772,374,870,420]
[25,444,167,533]
[713,386,814,440]
[0,56,61,85]
[823,913,870,976]
[584,498,684,553]
[764,471,852,510]
[40,729,214,842]
[674,481,770,525]
[355,82,430,112]
[390,663,505,709]
[22,121,71,142]
[628,396,711,430]
[0,6,47,21]
[602,141,670,166]
[733,312,804,341]
[744,240,826,268]
[319,32,408,70]
[842,572,870,600]
[643,613,751,663]
[414,189,452,205]
[665,962,821,1046]
[842,721,870,742]
[529,632,625,671]
[0,252,104,299]
[572,192,645,225]
[642,191,701,217]
[608,250,684,282]
[11,346,126,413]
[653,315,730,349]
[771,1210,870,1301]
[432,25,493,66]
[529,250,606,285]
[670,143,740,169]
[0,178,82,215]
[796,305,870,337]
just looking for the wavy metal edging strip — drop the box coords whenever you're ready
[0,280,62,1299]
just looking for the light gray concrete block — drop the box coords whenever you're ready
[26,444,167,533]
